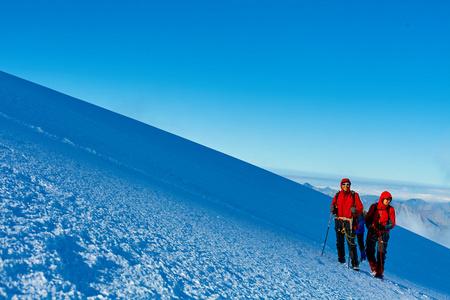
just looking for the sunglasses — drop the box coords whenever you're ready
[342,183,350,186]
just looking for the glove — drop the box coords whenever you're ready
[330,205,335,213]
[384,220,393,230]
[376,223,385,231]
[350,207,357,214]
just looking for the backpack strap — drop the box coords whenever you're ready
[335,190,355,205]
[387,205,391,222]
[335,190,358,222]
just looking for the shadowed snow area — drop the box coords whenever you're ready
[0,71,449,299]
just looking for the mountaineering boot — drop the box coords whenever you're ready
[338,257,346,264]
[375,266,384,279]
[369,261,377,276]
[351,260,360,271]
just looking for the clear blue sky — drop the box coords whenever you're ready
[1,0,450,188]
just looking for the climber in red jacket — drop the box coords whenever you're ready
[330,178,364,270]
[365,191,396,279]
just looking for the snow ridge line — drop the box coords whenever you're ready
[0,110,138,175]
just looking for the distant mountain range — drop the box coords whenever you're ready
[304,183,450,249]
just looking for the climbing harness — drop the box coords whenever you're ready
[341,226,357,246]
[335,216,353,230]
[335,216,357,245]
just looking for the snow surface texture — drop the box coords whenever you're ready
[0,71,449,299]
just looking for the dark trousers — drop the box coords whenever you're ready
[357,233,365,251]
[335,220,358,263]
[366,231,390,267]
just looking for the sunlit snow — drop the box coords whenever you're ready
[1,71,449,299]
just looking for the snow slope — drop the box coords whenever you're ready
[0,71,449,299]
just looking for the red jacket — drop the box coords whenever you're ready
[331,189,363,219]
[365,191,396,232]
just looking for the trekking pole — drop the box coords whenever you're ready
[321,213,334,256]
[348,221,352,269]
[379,231,384,281]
